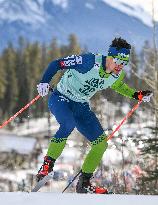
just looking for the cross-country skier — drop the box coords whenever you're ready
[36,37,153,194]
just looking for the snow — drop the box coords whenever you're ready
[13,116,59,136]
[0,193,157,205]
[102,0,158,26]
[85,3,95,10]
[0,0,158,27]
[51,0,68,9]
[0,170,36,182]
[0,134,36,154]
[0,0,46,25]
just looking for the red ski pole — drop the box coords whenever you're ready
[107,100,142,141]
[0,95,41,129]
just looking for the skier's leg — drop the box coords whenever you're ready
[47,91,76,160]
[74,102,108,193]
[37,91,75,181]
[74,102,108,173]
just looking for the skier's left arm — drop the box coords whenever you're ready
[111,71,136,99]
[111,71,153,102]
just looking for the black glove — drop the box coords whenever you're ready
[133,90,153,100]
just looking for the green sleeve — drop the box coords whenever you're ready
[111,71,136,99]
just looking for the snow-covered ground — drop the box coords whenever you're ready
[0,193,157,205]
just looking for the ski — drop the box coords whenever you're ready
[31,171,54,192]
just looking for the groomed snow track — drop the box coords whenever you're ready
[0,193,157,205]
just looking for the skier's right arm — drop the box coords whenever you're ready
[40,60,60,84]
[37,54,95,97]
[37,60,60,97]
[40,54,95,83]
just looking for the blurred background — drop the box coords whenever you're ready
[0,0,157,194]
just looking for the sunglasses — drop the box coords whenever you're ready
[113,57,129,66]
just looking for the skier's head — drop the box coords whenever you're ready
[106,37,131,74]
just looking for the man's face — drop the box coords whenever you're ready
[106,56,129,74]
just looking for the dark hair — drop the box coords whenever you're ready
[110,37,131,50]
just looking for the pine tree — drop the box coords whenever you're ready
[0,56,6,99]
[48,38,61,62]
[129,46,139,89]
[0,56,6,118]
[35,43,48,116]
[47,38,63,88]
[14,37,30,120]
[67,34,81,55]
[25,42,42,118]
[1,43,18,122]
[60,45,68,57]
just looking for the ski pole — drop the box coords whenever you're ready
[62,100,142,193]
[62,170,81,193]
[0,95,41,129]
[107,100,142,141]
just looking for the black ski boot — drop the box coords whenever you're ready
[36,156,55,182]
[76,172,109,194]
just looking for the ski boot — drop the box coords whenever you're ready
[76,172,110,194]
[36,156,55,182]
